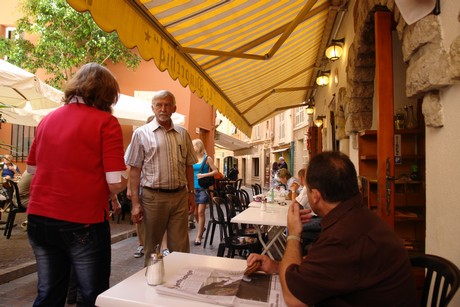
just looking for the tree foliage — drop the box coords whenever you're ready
[0,0,141,89]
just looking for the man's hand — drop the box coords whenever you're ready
[247,253,279,275]
[131,202,143,224]
[287,202,308,237]
[188,193,196,214]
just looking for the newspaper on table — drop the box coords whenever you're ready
[156,267,286,307]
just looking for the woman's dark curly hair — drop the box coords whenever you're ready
[306,151,359,203]
[63,63,119,112]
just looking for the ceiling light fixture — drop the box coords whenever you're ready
[325,38,344,61]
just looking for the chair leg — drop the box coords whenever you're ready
[209,223,218,246]
[5,210,17,239]
[203,221,213,248]
[217,242,226,257]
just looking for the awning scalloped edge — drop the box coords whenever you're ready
[66,0,252,137]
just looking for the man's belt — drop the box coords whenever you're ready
[143,186,185,193]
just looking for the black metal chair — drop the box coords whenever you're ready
[3,179,27,239]
[203,189,225,248]
[251,184,262,197]
[116,189,132,224]
[235,189,250,211]
[234,178,243,190]
[225,184,237,195]
[215,196,260,258]
[226,193,257,237]
[410,254,460,307]
[215,179,230,198]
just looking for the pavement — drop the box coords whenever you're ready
[0,207,222,306]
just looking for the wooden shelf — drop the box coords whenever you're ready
[358,126,425,253]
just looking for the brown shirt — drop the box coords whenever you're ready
[285,194,418,307]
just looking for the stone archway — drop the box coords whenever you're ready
[337,0,460,136]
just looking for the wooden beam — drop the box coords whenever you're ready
[375,10,394,227]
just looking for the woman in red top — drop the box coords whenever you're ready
[26,63,127,307]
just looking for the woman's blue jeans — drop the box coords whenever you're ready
[27,214,111,307]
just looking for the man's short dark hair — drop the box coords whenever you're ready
[306,151,359,203]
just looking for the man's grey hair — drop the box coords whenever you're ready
[151,90,176,106]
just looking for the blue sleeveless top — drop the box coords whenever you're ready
[193,155,210,188]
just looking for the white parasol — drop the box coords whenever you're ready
[0,59,63,110]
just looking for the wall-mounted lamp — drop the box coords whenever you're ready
[0,114,5,129]
[305,105,314,115]
[314,115,326,128]
[325,38,344,61]
[316,70,330,86]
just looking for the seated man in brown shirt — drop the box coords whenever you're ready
[247,151,417,307]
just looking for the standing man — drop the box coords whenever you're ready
[247,151,417,306]
[125,90,197,266]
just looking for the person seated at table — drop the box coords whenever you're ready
[277,168,300,198]
[292,167,321,254]
[17,170,33,230]
[247,151,417,307]
[2,154,21,179]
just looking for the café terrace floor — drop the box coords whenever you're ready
[0,204,225,306]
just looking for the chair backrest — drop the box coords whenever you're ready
[5,179,25,210]
[235,189,250,211]
[225,184,237,195]
[223,195,240,237]
[226,194,242,215]
[235,178,243,190]
[212,196,229,238]
[251,184,261,197]
[410,254,460,307]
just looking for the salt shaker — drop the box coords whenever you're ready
[260,199,267,211]
[145,250,164,286]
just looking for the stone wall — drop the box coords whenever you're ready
[338,0,460,135]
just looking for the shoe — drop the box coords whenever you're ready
[194,241,201,246]
[189,223,196,229]
[133,245,144,258]
[162,249,170,257]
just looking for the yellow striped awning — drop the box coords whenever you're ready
[66,0,340,136]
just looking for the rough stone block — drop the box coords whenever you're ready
[402,15,441,62]
[346,98,373,113]
[406,43,452,97]
[345,111,373,134]
[348,81,374,98]
[450,35,460,79]
[422,91,443,127]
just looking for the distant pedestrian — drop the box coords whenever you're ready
[227,164,239,180]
